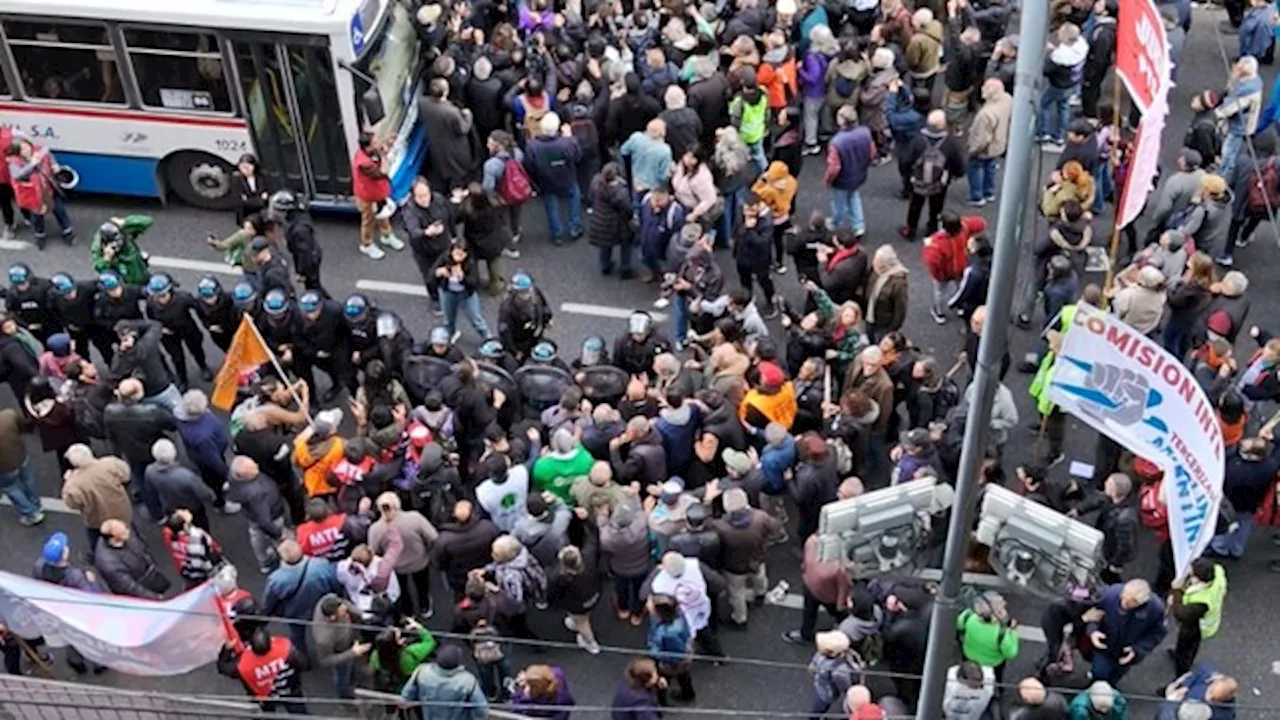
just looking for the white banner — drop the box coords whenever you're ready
[1047,303,1224,578]
[0,571,228,676]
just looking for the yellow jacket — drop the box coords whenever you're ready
[751,161,798,221]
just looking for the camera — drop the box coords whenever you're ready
[815,477,944,577]
[975,485,1104,598]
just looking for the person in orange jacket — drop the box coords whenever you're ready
[751,161,799,277]
[293,408,346,500]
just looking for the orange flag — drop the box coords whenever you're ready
[210,315,271,411]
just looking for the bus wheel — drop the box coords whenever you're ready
[166,152,235,210]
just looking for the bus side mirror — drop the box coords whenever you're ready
[362,86,385,127]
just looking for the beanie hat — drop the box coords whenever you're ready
[757,361,785,389]
[435,644,463,669]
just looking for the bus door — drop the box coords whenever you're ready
[227,34,350,201]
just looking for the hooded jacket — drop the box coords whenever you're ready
[587,174,635,248]
[655,403,702,474]
[752,161,799,222]
[598,504,653,577]
[512,496,572,569]
[906,21,945,78]
[711,509,779,574]
[435,516,500,591]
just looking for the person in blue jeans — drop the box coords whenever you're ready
[0,456,44,526]
[1210,435,1280,558]
[432,241,492,343]
[1038,24,1088,147]
[825,105,874,235]
[966,79,1011,204]
[669,232,725,347]
[526,112,584,246]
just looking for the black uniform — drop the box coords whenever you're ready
[258,309,304,379]
[497,289,554,361]
[93,287,145,349]
[612,331,672,379]
[6,277,60,342]
[284,211,326,296]
[53,282,114,363]
[249,254,292,299]
[146,290,210,388]
[195,291,240,352]
[295,300,354,400]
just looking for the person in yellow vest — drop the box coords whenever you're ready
[1028,285,1097,467]
[739,361,798,432]
[1168,558,1227,676]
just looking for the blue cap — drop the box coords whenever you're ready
[532,341,556,362]
[41,532,68,564]
[147,273,174,296]
[97,271,121,290]
[298,291,321,313]
[263,289,289,315]
[479,339,504,359]
[344,294,368,318]
[51,273,74,294]
[232,281,256,304]
[197,276,220,298]
[511,272,533,291]
[7,264,30,284]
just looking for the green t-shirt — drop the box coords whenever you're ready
[957,610,1019,668]
[532,445,595,504]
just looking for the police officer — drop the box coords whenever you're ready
[571,335,611,370]
[258,289,302,378]
[5,264,59,342]
[269,191,326,296]
[295,290,354,403]
[92,272,144,353]
[526,340,572,373]
[246,234,292,299]
[477,338,520,374]
[145,273,212,389]
[194,276,239,353]
[422,326,465,363]
[231,281,262,322]
[50,273,113,364]
[613,311,672,378]
[497,271,554,361]
[343,293,377,372]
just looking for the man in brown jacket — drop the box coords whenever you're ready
[966,78,1013,205]
[708,487,782,626]
[845,346,897,472]
[61,444,132,556]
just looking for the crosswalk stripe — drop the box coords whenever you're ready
[0,239,29,251]
[0,495,74,514]
[768,592,1047,642]
[356,279,431,297]
[561,302,668,322]
[147,257,242,276]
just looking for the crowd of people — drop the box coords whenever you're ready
[2,0,1280,716]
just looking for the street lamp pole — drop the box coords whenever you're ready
[913,0,1050,714]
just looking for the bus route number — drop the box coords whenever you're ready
[215,138,248,153]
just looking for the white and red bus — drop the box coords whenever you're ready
[0,0,427,209]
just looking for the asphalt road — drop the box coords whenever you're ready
[2,5,1280,717]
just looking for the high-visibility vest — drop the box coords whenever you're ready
[1182,563,1227,639]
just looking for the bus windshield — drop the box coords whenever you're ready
[357,1,419,142]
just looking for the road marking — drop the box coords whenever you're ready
[147,256,242,276]
[356,279,431,298]
[0,239,29,251]
[767,592,1047,643]
[561,302,668,322]
[0,495,74,514]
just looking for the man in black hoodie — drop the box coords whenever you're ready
[434,499,500,599]
[1081,0,1118,119]
[604,73,661,148]
[882,585,932,706]
[687,58,732,146]
[898,110,967,240]
[948,233,993,324]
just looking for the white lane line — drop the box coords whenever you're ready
[356,279,431,298]
[0,496,74,514]
[0,239,30,251]
[561,302,668,322]
[147,256,242,276]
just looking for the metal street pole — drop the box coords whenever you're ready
[913,0,1049,714]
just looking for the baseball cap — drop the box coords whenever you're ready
[41,532,68,564]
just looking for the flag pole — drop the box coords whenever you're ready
[1103,80,1127,297]
[242,313,314,424]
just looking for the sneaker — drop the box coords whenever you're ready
[1235,236,1252,249]
[431,305,444,317]
[674,340,686,352]
[360,243,386,260]
[502,248,522,259]
[929,308,947,325]
[563,616,577,632]
[18,512,45,527]
[451,331,461,344]
[0,225,11,240]
[653,297,671,309]
[221,501,242,514]
[380,234,405,251]
[772,263,787,275]
[967,198,988,207]
[534,600,549,611]
[984,194,997,203]
[1214,255,1234,267]
[1041,141,1065,153]
[781,630,806,645]
[578,636,602,655]
[1015,314,1031,329]
[803,144,822,156]
[897,225,916,240]
[763,305,780,320]
[1048,453,1066,468]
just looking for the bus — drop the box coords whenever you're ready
[0,0,428,210]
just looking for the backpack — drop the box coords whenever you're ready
[828,437,854,476]
[412,467,464,527]
[470,621,506,663]
[497,157,533,206]
[828,649,866,697]
[1246,159,1280,213]
[833,73,858,99]
[911,137,950,196]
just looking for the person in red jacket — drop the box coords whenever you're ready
[921,211,986,324]
[220,627,308,715]
[6,134,75,248]
[351,132,404,261]
[0,126,15,238]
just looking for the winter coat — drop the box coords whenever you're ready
[611,427,668,485]
[95,534,170,599]
[799,50,832,99]
[512,664,576,719]
[587,176,635,248]
[1177,190,1234,256]
[263,556,340,622]
[612,682,662,720]
[512,497,572,569]
[419,96,477,183]
[865,267,909,334]
[1084,584,1168,663]
[225,473,285,540]
[943,664,995,720]
[655,403,702,474]
[145,462,216,517]
[1083,17,1117,87]
[819,245,869,305]
[1239,5,1277,60]
[0,332,39,399]
[369,511,439,574]
[967,89,1012,159]
[103,401,176,468]
[1068,687,1129,720]
[527,135,582,195]
[598,506,653,577]
[687,75,732,144]
[923,217,985,282]
[825,57,869,110]
[752,161,798,221]
[435,517,501,592]
[712,509,779,574]
[948,250,993,318]
[1149,169,1206,230]
[108,320,174,396]
[1220,443,1280,513]
[906,22,945,78]
[400,663,488,720]
[459,199,511,263]
[734,211,775,272]
[901,128,967,189]
[659,107,702,161]
[177,411,230,480]
[1217,75,1263,137]
[792,455,840,539]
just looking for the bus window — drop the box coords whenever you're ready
[3,20,124,103]
[122,28,231,113]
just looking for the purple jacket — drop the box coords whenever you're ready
[826,125,874,192]
[611,681,662,719]
[799,51,831,98]
[512,665,576,719]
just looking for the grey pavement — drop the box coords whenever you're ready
[2,5,1280,717]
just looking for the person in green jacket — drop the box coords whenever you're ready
[1067,680,1129,719]
[91,215,152,285]
[531,427,595,504]
[728,72,770,173]
[957,591,1019,680]
[370,618,438,691]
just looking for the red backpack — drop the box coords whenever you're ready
[1246,159,1280,213]
[497,157,533,205]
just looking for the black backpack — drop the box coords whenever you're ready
[911,137,950,196]
[413,466,463,527]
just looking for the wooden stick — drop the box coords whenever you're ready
[1103,79,1127,300]
[244,313,314,424]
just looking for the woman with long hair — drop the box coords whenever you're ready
[367,620,437,692]
[430,241,493,343]
[587,162,637,277]
[1164,252,1217,360]
[671,144,720,233]
[611,657,663,719]
[712,127,754,246]
[511,663,576,719]
[459,180,513,294]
